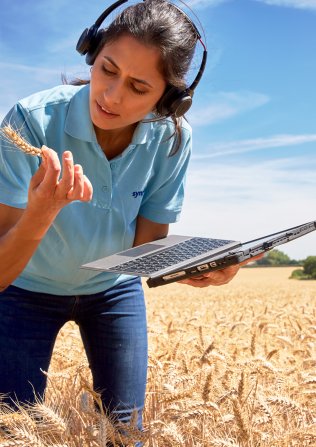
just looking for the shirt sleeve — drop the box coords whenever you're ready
[139,125,192,224]
[0,104,41,208]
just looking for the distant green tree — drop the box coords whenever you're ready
[255,249,298,267]
[290,256,316,280]
[290,269,305,279]
[303,256,316,279]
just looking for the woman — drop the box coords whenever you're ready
[0,0,241,442]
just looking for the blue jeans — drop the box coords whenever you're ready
[0,277,147,445]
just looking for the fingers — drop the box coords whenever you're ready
[67,165,93,202]
[179,253,265,289]
[67,164,83,200]
[203,265,240,285]
[82,175,93,202]
[29,146,60,193]
[30,158,46,188]
[60,153,93,202]
[40,146,62,190]
[30,147,93,204]
[179,265,240,288]
[58,151,74,196]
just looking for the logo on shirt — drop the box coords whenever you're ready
[132,191,144,198]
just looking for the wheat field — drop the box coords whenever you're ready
[1,267,315,446]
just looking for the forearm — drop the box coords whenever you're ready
[133,215,169,246]
[0,208,57,291]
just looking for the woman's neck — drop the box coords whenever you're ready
[94,124,137,160]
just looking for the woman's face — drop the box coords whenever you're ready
[89,34,167,132]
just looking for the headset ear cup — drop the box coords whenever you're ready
[76,28,90,55]
[85,29,106,65]
[76,24,99,56]
[157,87,193,118]
[171,92,193,117]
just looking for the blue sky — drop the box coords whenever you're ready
[1,0,315,259]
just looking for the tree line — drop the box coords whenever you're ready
[249,249,316,280]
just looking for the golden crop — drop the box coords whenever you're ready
[1,267,315,446]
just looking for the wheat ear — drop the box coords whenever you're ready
[1,125,43,157]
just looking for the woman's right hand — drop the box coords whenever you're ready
[27,146,93,216]
[0,147,93,291]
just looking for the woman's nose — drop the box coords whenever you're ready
[104,80,122,104]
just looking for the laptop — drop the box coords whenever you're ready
[81,220,316,288]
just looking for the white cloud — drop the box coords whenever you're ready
[172,156,316,259]
[188,91,270,126]
[255,0,316,11]
[193,134,316,159]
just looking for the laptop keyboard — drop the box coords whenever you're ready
[110,237,234,274]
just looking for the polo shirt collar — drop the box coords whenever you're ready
[65,84,96,142]
[65,84,155,146]
[131,115,155,146]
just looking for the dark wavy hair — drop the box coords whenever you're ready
[70,0,199,154]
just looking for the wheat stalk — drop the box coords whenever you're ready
[30,403,67,439]
[0,125,43,157]
[231,396,250,442]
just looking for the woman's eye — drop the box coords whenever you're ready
[102,66,116,76]
[101,66,147,95]
[131,85,147,95]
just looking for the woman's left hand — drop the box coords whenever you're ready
[178,254,264,288]
[178,265,240,288]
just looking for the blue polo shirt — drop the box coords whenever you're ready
[0,84,191,295]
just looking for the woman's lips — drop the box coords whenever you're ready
[97,102,120,118]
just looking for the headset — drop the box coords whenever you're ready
[76,0,207,119]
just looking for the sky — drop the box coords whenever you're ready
[0,0,315,259]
